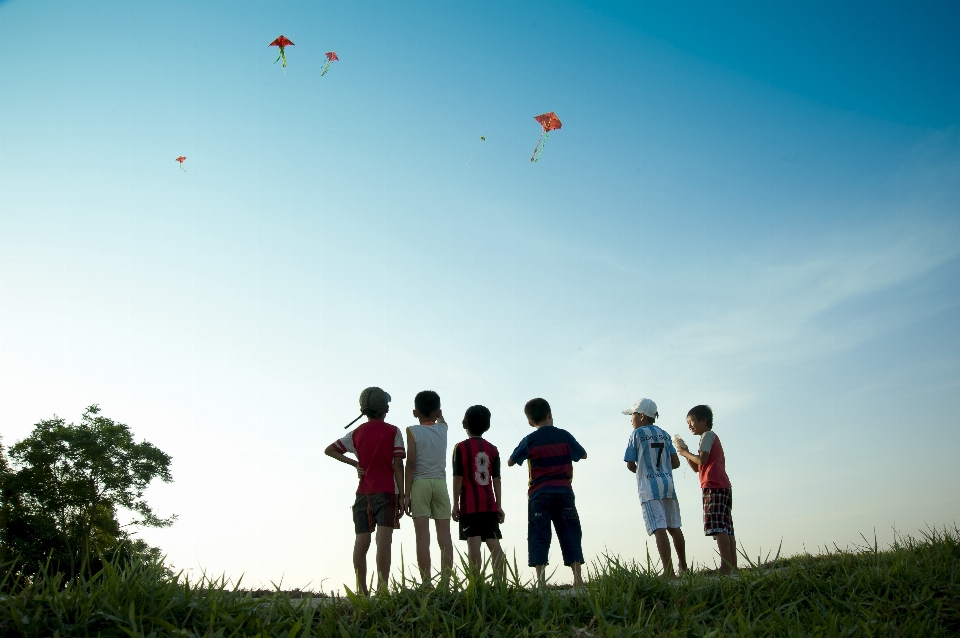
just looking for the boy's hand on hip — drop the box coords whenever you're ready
[356,465,365,479]
[497,508,505,524]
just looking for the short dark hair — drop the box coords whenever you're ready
[463,405,491,436]
[687,405,713,429]
[414,390,441,416]
[524,398,551,424]
[361,407,386,419]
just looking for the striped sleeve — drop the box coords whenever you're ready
[332,431,355,455]
[393,426,406,457]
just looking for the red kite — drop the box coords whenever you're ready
[175,156,186,171]
[269,35,294,68]
[321,51,339,76]
[531,112,562,162]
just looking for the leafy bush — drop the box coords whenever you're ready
[0,405,174,583]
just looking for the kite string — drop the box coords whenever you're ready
[386,242,522,432]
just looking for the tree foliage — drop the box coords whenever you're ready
[0,405,175,582]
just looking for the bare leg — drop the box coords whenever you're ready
[466,537,483,573]
[667,527,687,573]
[375,525,394,593]
[714,533,737,575]
[653,528,675,578]
[485,538,505,581]
[413,517,431,582]
[570,561,584,590]
[534,565,546,588]
[353,533,372,595]
[435,518,454,585]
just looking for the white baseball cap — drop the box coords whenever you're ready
[622,398,658,418]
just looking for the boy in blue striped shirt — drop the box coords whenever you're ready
[623,398,687,578]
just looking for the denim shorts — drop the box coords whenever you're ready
[527,491,584,567]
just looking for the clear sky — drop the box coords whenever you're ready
[1,1,958,591]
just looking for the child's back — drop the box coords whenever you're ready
[451,405,505,578]
[404,390,453,584]
[408,420,447,480]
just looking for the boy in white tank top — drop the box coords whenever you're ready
[403,390,453,584]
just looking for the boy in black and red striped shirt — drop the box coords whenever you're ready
[508,397,588,590]
[451,405,505,579]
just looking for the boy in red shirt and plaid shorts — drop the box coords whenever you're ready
[676,404,737,575]
[325,387,406,595]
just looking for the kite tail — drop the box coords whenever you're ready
[531,131,549,162]
[321,61,331,76]
[530,131,545,162]
[274,51,282,64]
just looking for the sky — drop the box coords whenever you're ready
[1,0,958,592]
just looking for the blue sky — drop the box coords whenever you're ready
[1,1,958,590]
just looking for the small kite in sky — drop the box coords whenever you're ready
[530,112,562,162]
[480,136,486,141]
[269,35,294,68]
[321,51,339,76]
[175,156,186,171]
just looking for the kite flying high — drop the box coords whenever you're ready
[321,51,339,76]
[175,156,186,171]
[269,35,294,68]
[530,112,562,162]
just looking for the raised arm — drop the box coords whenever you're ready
[678,448,708,472]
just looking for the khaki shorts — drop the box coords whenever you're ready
[409,478,451,519]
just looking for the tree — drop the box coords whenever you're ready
[0,405,175,581]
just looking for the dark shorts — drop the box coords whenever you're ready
[352,493,399,534]
[527,491,584,567]
[458,512,503,541]
[702,487,734,536]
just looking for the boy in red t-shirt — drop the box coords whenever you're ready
[676,404,737,575]
[451,405,505,580]
[324,387,406,595]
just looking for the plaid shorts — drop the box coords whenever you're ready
[702,487,734,536]
[352,493,399,534]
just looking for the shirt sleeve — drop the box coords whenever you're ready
[452,445,463,477]
[332,431,356,455]
[492,450,501,479]
[567,433,587,462]
[509,436,530,465]
[700,430,716,454]
[623,433,638,463]
[393,427,406,458]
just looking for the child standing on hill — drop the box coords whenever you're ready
[508,398,588,590]
[622,398,687,578]
[324,387,405,595]
[676,404,737,575]
[403,390,453,584]
[451,405,506,579]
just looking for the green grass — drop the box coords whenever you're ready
[2,527,958,637]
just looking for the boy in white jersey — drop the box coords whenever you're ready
[403,390,453,584]
[622,398,687,578]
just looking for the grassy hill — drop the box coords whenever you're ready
[2,527,958,637]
